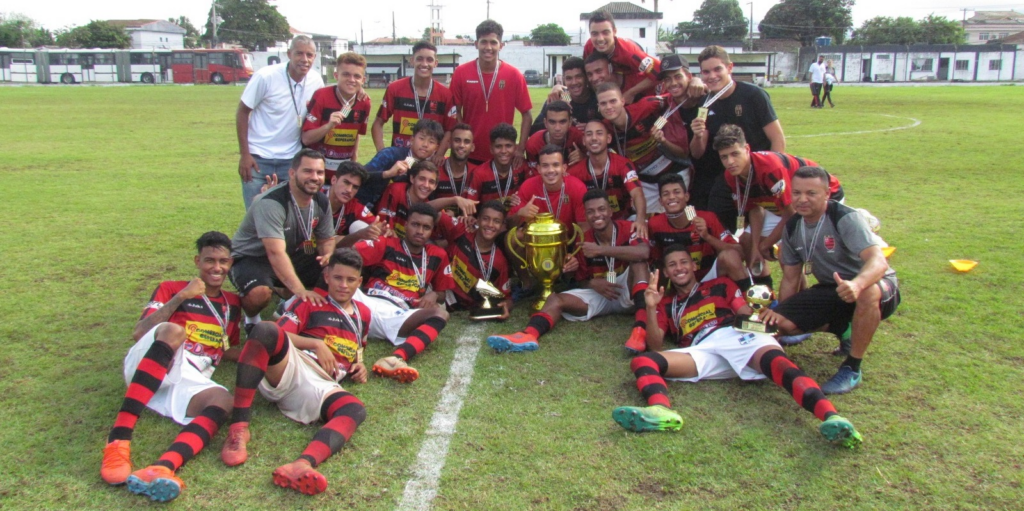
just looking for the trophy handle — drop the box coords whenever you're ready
[505,225,528,267]
[565,223,585,258]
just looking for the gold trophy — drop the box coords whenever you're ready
[734,284,777,334]
[507,213,584,311]
[470,279,505,321]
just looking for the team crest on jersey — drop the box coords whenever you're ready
[735,105,743,116]
[429,100,438,112]
[639,56,654,73]
[146,301,164,310]
[771,180,786,196]
[824,235,836,252]
[499,80,506,89]
[306,113,318,122]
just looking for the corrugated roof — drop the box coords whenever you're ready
[581,2,663,20]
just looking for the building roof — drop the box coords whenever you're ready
[966,10,1024,25]
[999,31,1024,43]
[105,20,186,34]
[581,2,663,21]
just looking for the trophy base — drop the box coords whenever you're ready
[734,315,777,334]
[469,307,505,321]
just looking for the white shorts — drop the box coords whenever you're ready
[123,325,225,426]
[742,210,782,238]
[258,340,343,424]
[354,289,414,345]
[665,327,780,382]
[560,267,634,321]
[641,169,691,214]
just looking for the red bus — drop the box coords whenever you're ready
[171,49,253,84]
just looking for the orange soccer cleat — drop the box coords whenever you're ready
[486,332,539,353]
[100,439,133,485]
[126,465,185,502]
[624,327,647,355]
[272,460,328,495]
[372,356,420,383]
[221,422,251,467]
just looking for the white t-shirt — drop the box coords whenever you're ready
[824,72,837,85]
[809,62,825,84]
[240,63,325,160]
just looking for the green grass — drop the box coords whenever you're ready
[1,83,1022,510]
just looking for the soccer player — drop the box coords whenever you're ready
[525,100,584,172]
[650,54,705,169]
[509,145,589,230]
[597,82,688,213]
[326,161,387,247]
[376,160,460,240]
[685,45,785,230]
[611,247,863,449]
[372,40,457,160]
[567,120,645,230]
[230,149,336,333]
[487,190,649,352]
[302,52,371,182]
[530,56,601,134]
[100,232,240,501]
[434,123,475,200]
[220,248,369,496]
[441,200,512,313]
[465,123,530,206]
[759,167,901,395]
[237,36,324,208]
[352,202,454,382]
[584,9,660,104]
[355,119,444,209]
[450,20,532,166]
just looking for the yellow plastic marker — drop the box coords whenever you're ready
[949,260,978,272]
[881,246,896,258]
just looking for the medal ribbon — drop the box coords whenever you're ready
[701,80,734,109]
[200,294,229,348]
[335,87,356,118]
[445,159,466,197]
[613,112,630,157]
[596,223,618,275]
[733,163,755,216]
[286,64,306,128]
[474,238,497,281]
[671,282,702,335]
[328,296,364,347]
[491,161,514,201]
[800,216,826,264]
[542,182,566,220]
[475,59,502,111]
[401,240,429,288]
[412,78,434,120]
[290,195,315,245]
[587,156,611,191]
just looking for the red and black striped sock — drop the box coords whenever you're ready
[631,282,648,330]
[394,316,447,361]
[231,322,289,425]
[759,349,837,422]
[153,405,228,472]
[108,339,175,443]
[299,391,367,468]
[523,312,553,339]
[631,352,671,408]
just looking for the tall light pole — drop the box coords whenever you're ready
[747,2,754,50]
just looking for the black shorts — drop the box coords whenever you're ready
[772,274,900,337]
[229,254,323,297]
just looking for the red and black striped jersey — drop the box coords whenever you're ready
[524,127,585,175]
[464,160,530,204]
[354,236,455,307]
[725,152,839,215]
[604,96,672,176]
[647,211,736,281]
[653,277,746,347]
[583,37,660,90]
[302,86,372,179]
[441,225,512,307]
[277,299,371,374]
[375,78,457,148]
[431,159,475,200]
[573,220,641,281]
[376,182,461,240]
[334,198,376,236]
[509,175,589,227]
[567,153,641,220]
[140,281,241,366]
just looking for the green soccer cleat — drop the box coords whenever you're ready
[819,415,863,448]
[612,405,684,432]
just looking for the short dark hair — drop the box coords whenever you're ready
[657,172,686,192]
[490,123,517,144]
[712,124,747,151]
[334,161,369,184]
[196,231,231,253]
[326,247,363,272]
[589,9,616,30]
[545,100,572,118]
[562,56,585,74]
[412,40,437,55]
[408,202,439,223]
[477,199,507,219]
[476,19,503,40]
[582,188,609,204]
[663,243,694,261]
[412,119,445,144]
[291,148,325,169]
[409,160,439,178]
[584,51,611,66]
[595,81,621,96]
[537,144,564,160]
[793,166,831,187]
[698,45,732,65]
[452,122,473,135]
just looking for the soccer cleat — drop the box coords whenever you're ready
[272,460,328,495]
[819,415,863,448]
[126,465,185,502]
[487,332,539,353]
[100,439,132,485]
[612,405,684,433]
[624,327,647,355]
[221,423,251,467]
[778,333,812,346]
[372,356,420,383]
[821,365,862,395]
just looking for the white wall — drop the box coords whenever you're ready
[132,31,183,50]
[356,43,584,78]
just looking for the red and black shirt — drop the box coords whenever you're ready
[573,219,641,281]
[334,198,377,236]
[464,160,530,204]
[647,211,735,281]
[354,236,455,307]
[376,77,457,148]
[277,299,372,374]
[303,86,372,179]
[567,153,641,220]
[509,175,589,227]
[440,223,512,308]
[376,182,461,240]
[726,152,840,215]
[653,277,746,347]
[140,281,241,367]
[605,96,677,180]
[524,127,584,175]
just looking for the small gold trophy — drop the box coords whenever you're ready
[507,213,584,311]
[734,284,777,334]
[470,279,505,321]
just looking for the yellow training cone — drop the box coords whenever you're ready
[881,246,896,258]
[949,260,978,272]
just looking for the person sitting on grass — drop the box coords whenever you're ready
[611,246,863,449]
[100,231,240,502]
[439,200,513,315]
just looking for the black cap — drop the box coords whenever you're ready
[659,54,689,78]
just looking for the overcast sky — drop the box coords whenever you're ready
[3,0,1022,42]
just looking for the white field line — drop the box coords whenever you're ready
[396,323,485,511]
[789,114,921,139]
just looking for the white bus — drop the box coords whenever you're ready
[0,48,174,84]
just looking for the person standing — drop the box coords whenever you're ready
[808,55,825,108]
[302,52,371,182]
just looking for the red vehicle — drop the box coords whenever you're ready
[171,49,253,84]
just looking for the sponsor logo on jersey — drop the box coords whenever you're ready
[771,180,786,196]
[451,256,475,293]
[184,320,224,349]
[624,169,638,182]
[639,57,654,74]
[399,117,418,136]
[323,334,359,362]
[682,303,716,336]
[385,269,420,292]
[824,235,836,252]
[328,128,359,146]
[186,302,206,310]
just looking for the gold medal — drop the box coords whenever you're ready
[803,261,813,276]
[697,107,709,121]
[303,239,315,255]
[222,334,230,350]
[606,270,617,283]
[653,116,668,130]
[736,216,746,232]
[560,90,571,103]
[340,104,352,119]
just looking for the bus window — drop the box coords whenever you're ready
[172,53,191,65]
[93,53,115,65]
[208,52,225,66]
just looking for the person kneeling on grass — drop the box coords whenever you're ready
[611,245,862,449]
[487,189,649,353]
[219,248,369,496]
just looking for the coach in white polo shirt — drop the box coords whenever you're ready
[236,36,324,209]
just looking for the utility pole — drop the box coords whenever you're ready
[393,12,397,43]
[486,0,492,19]
[961,8,969,28]
[748,2,754,51]
[211,1,222,49]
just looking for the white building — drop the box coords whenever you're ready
[963,11,1024,43]
[800,44,1022,82]
[580,2,662,56]
[106,20,185,50]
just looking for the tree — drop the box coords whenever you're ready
[658,26,677,43]
[689,0,749,40]
[0,13,54,47]
[850,15,965,45]
[530,23,570,45]
[919,15,966,44]
[422,27,431,40]
[55,20,130,49]
[169,16,201,49]
[674,21,702,42]
[759,0,853,46]
[204,0,290,51]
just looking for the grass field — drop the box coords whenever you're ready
[1,82,1022,510]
